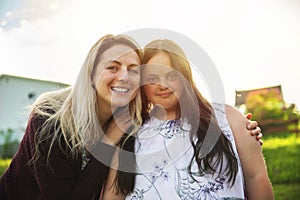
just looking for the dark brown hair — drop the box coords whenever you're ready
[141,39,238,185]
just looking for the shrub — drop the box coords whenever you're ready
[0,159,11,175]
[0,128,20,159]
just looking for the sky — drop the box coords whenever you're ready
[0,0,300,109]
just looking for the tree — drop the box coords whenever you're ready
[245,90,285,121]
[0,128,20,158]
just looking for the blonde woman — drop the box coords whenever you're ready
[0,34,143,200]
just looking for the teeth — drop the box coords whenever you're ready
[112,87,129,92]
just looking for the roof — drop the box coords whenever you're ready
[235,85,284,106]
[0,74,69,87]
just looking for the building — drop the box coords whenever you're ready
[235,85,299,134]
[235,85,284,112]
[0,74,69,142]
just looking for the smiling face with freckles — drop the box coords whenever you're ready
[93,44,141,113]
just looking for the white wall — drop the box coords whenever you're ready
[0,75,68,142]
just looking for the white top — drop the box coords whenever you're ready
[126,103,246,200]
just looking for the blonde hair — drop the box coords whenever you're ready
[31,34,143,162]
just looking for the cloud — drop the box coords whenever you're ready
[0,0,70,30]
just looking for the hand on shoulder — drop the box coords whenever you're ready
[224,105,274,199]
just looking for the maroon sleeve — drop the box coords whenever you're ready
[28,113,117,200]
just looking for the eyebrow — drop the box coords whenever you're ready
[167,70,177,75]
[106,60,140,67]
[143,73,157,77]
[144,69,176,76]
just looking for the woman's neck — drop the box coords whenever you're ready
[97,103,114,127]
[150,105,179,120]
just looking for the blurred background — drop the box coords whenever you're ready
[0,0,299,199]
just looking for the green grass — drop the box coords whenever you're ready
[0,132,299,199]
[273,183,300,200]
[263,133,300,184]
[263,132,300,149]
[262,132,300,199]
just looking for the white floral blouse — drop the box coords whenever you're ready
[126,103,246,200]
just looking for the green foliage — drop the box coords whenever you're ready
[245,90,297,121]
[0,159,11,175]
[244,90,300,134]
[0,128,20,159]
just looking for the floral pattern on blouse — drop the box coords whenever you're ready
[175,168,226,200]
[126,104,246,200]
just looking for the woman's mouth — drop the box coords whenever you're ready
[157,92,172,98]
[111,86,129,93]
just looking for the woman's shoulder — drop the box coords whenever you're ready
[211,103,237,114]
[223,104,248,126]
[211,103,245,121]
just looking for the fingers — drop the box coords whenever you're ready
[250,127,263,139]
[246,113,253,120]
[247,120,258,130]
[259,139,264,146]
[255,132,263,140]
[250,126,261,135]
[250,127,264,145]
[245,114,264,146]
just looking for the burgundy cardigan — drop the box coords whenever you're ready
[0,113,116,200]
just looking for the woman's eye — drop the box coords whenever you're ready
[106,66,118,72]
[144,76,158,84]
[129,67,140,75]
[167,73,178,81]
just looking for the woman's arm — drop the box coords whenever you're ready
[225,105,274,200]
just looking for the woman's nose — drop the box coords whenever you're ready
[158,78,168,88]
[118,67,129,81]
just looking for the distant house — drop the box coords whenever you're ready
[235,85,284,111]
[235,85,299,134]
[0,74,69,142]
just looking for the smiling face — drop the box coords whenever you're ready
[93,44,141,112]
[142,52,184,119]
